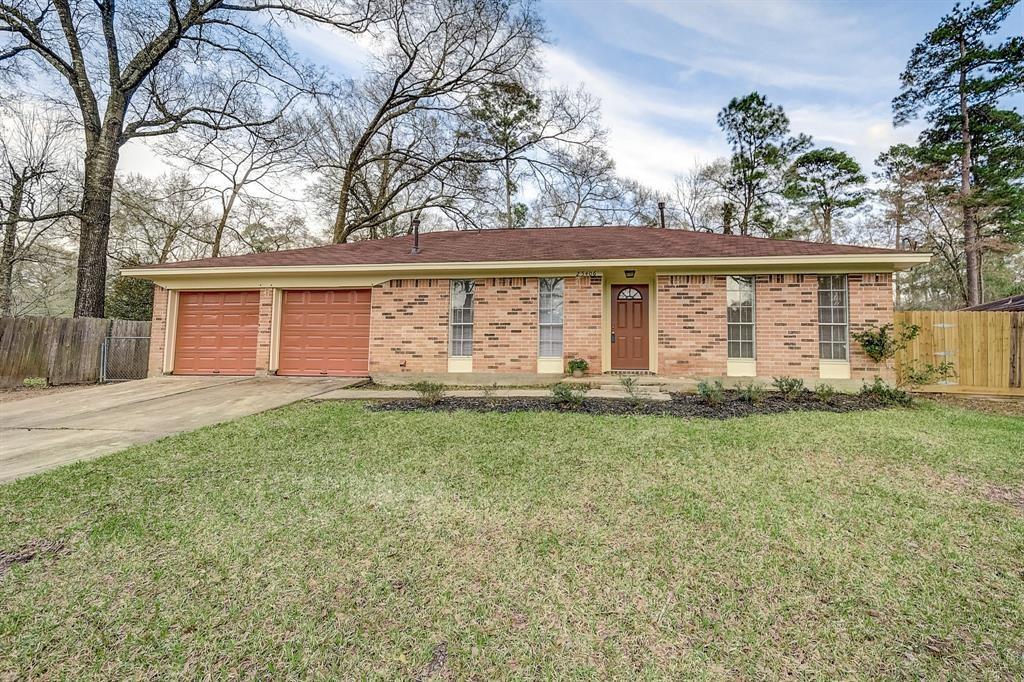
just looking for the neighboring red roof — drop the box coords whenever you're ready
[961,295,1024,312]
[141,225,906,270]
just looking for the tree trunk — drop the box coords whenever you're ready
[332,167,355,243]
[958,38,982,307]
[212,186,241,257]
[821,207,833,244]
[74,147,120,317]
[0,176,24,317]
[504,157,513,229]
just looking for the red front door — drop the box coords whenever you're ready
[611,284,649,370]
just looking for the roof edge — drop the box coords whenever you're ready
[124,252,933,278]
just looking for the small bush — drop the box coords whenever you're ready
[567,358,589,375]
[898,360,957,389]
[772,376,805,400]
[852,322,920,363]
[737,382,766,404]
[22,376,47,389]
[860,377,912,407]
[618,376,644,406]
[814,383,837,404]
[697,379,725,406]
[550,382,589,408]
[410,381,445,406]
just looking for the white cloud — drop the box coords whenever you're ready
[542,46,725,189]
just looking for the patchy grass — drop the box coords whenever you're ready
[1,401,1022,679]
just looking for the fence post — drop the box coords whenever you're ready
[99,337,108,384]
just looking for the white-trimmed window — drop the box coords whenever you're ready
[449,280,474,357]
[727,276,755,359]
[539,278,564,357]
[818,275,848,360]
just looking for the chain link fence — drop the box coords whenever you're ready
[100,336,150,383]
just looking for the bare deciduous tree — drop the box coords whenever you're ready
[0,101,77,316]
[304,0,551,243]
[1,0,381,316]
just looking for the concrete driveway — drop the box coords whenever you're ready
[0,376,359,483]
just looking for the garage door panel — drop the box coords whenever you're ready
[277,289,371,376]
[174,291,259,375]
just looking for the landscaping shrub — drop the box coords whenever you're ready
[697,379,724,406]
[860,377,913,407]
[852,322,920,363]
[772,376,805,400]
[550,382,589,408]
[898,359,957,389]
[737,382,766,404]
[618,376,644,406]
[814,383,837,404]
[21,377,47,389]
[410,381,446,406]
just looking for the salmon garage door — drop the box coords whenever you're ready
[277,289,371,376]
[174,291,260,375]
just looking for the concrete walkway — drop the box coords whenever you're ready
[312,385,673,401]
[0,376,358,483]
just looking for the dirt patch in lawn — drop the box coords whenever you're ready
[923,395,1024,418]
[938,474,1024,516]
[369,391,886,419]
[0,539,67,578]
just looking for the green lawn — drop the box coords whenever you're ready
[1,401,1022,679]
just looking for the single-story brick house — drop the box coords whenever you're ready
[124,226,930,382]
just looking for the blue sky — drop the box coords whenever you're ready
[535,0,1005,189]
[123,0,1021,196]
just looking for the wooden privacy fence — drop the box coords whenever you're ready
[894,311,1024,397]
[0,316,151,388]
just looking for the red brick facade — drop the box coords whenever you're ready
[563,275,603,374]
[255,288,274,375]
[849,273,895,380]
[474,277,538,372]
[150,270,894,381]
[147,285,169,377]
[657,275,728,376]
[754,274,819,377]
[368,278,450,374]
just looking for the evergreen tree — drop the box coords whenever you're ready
[716,92,812,237]
[893,0,1023,305]
[784,148,868,244]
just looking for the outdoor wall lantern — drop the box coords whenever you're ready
[624,269,636,279]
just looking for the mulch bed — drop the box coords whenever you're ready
[368,391,888,420]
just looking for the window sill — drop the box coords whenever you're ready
[727,359,757,377]
[537,357,563,374]
[819,360,850,380]
[447,356,473,373]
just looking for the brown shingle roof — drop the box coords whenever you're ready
[961,295,1024,312]
[143,225,906,270]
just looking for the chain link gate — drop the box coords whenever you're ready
[100,335,150,383]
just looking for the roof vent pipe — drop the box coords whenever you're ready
[411,218,421,254]
[657,201,666,229]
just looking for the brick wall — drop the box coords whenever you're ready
[368,278,450,374]
[474,277,538,372]
[755,274,819,377]
[255,288,274,375]
[849,273,895,380]
[147,285,169,377]
[657,275,727,376]
[564,275,603,373]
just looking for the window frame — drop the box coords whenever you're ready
[538,277,564,359]
[817,275,849,361]
[449,279,475,358]
[726,275,756,360]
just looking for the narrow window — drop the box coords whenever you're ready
[539,278,564,358]
[726,276,755,359]
[818,275,848,360]
[449,280,474,357]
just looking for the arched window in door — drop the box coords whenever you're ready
[616,287,643,301]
